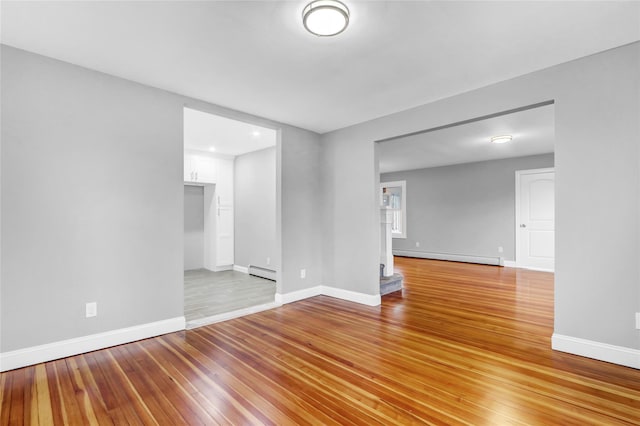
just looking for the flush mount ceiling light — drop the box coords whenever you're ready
[303,0,350,37]
[491,135,513,144]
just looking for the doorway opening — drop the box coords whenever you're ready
[183,107,278,328]
[375,101,555,290]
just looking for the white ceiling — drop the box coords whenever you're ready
[378,103,554,173]
[184,107,276,156]
[1,1,639,134]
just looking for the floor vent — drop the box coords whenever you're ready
[248,265,276,281]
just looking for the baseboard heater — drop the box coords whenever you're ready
[393,249,504,266]
[248,265,276,281]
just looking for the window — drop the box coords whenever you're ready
[380,180,406,238]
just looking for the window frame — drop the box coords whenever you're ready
[380,180,407,239]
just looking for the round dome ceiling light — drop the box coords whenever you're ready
[303,0,350,37]
[491,135,513,144]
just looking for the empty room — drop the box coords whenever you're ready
[1,1,639,424]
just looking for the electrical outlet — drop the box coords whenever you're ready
[300,268,306,279]
[86,302,97,318]
[416,242,420,248]
[266,257,271,265]
[636,312,640,330]
[498,246,504,253]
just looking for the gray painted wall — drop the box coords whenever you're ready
[234,147,276,270]
[184,185,204,270]
[382,154,554,262]
[1,45,322,352]
[1,46,184,351]
[321,42,640,351]
[279,126,323,293]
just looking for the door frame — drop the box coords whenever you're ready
[515,167,555,270]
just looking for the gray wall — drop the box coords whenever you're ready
[321,42,640,351]
[382,154,554,262]
[184,185,204,270]
[279,126,323,293]
[1,45,184,351]
[234,147,276,270]
[1,45,322,352]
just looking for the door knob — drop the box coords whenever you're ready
[520,224,527,228]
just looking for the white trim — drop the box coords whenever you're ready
[0,317,185,372]
[394,249,501,266]
[276,286,322,304]
[515,167,555,269]
[233,264,249,274]
[186,301,281,330]
[521,266,554,272]
[277,285,381,307]
[213,265,233,272]
[502,260,549,270]
[552,334,640,370]
[321,286,381,306]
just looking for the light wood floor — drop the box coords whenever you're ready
[2,257,640,424]
[184,269,276,321]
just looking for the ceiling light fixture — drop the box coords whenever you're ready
[303,0,350,37]
[208,146,216,152]
[251,130,261,137]
[490,135,513,144]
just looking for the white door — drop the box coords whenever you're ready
[516,168,555,271]
[216,202,234,266]
[215,159,234,267]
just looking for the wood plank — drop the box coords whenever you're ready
[176,328,382,425]
[0,369,14,425]
[115,342,217,425]
[48,359,85,426]
[44,362,68,425]
[65,356,111,425]
[2,258,639,424]
[87,349,154,425]
[32,364,54,425]
[9,367,25,425]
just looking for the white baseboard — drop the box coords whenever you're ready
[393,249,501,266]
[552,334,640,369]
[0,316,185,372]
[213,265,233,272]
[276,285,380,307]
[321,286,381,306]
[522,266,555,272]
[233,264,249,274]
[276,286,322,304]
[499,260,553,271]
[186,301,281,330]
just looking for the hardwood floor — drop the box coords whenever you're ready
[184,269,276,322]
[2,257,640,424]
